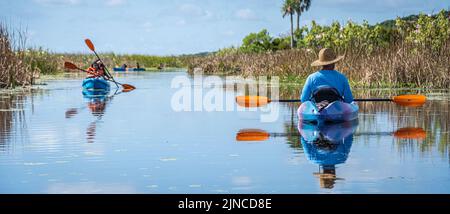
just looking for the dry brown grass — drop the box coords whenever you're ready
[184,40,450,89]
[0,24,37,88]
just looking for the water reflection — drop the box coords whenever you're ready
[0,92,24,149]
[298,121,358,189]
[281,91,449,158]
[65,89,122,143]
[238,119,428,189]
[0,72,449,193]
[0,90,41,149]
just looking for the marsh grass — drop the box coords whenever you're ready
[184,39,449,89]
[0,24,59,88]
[0,24,35,88]
[58,53,183,71]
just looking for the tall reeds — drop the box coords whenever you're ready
[0,24,35,88]
[59,53,183,71]
[184,11,450,89]
[184,39,450,89]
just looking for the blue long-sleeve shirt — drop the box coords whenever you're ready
[300,70,354,103]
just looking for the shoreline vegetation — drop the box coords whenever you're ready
[1,9,449,89]
[184,10,450,89]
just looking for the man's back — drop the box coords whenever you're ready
[300,70,354,103]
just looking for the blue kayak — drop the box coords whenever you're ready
[297,101,359,124]
[82,78,110,92]
[298,120,358,166]
[113,68,146,72]
[82,89,109,98]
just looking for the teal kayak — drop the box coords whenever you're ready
[82,78,110,92]
[297,101,358,124]
[113,68,146,72]
[298,120,358,166]
[82,89,109,98]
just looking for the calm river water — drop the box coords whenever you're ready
[0,70,448,193]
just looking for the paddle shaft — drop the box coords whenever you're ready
[241,131,403,139]
[354,98,392,102]
[270,98,393,103]
[91,51,119,87]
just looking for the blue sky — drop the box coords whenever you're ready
[1,0,449,55]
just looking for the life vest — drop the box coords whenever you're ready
[86,67,104,78]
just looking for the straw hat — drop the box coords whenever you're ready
[311,48,344,67]
[313,166,344,189]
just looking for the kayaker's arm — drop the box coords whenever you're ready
[300,77,312,102]
[342,77,354,103]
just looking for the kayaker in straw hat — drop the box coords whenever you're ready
[300,48,354,110]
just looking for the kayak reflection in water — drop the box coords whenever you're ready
[85,92,108,117]
[298,120,358,189]
[66,89,122,143]
[83,89,123,143]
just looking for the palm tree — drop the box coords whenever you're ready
[293,0,312,32]
[282,0,296,48]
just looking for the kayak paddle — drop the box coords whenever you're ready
[236,95,426,107]
[235,127,426,142]
[84,39,136,92]
[64,61,136,92]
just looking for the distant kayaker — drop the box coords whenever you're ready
[136,62,140,69]
[158,63,165,70]
[300,48,354,108]
[87,60,106,79]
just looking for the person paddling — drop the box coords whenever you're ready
[87,60,107,79]
[300,48,354,110]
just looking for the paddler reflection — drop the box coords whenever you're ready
[66,89,121,143]
[298,120,358,189]
[83,89,118,143]
[83,90,108,117]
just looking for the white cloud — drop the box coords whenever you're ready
[34,0,80,6]
[105,0,126,6]
[179,4,204,16]
[143,22,153,32]
[235,9,256,20]
[223,30,235,36]
[176,19,186,26]
[320,0,412,9]
[204,10,213,19]
[178,3,213,19]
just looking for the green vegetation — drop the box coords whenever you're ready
[1,24,27,88]
[25,48,59,75]
[58,53,184,71]
[2,5,449,90]
[186,10,450,89]
[1,22,185,88]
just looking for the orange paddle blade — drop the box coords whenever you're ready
[236,129,270,141]
[64,62,79,70]
[236,96,270,107]
[392,95,426,107]
[394,127,426,139]
[121,84,136,92]
[85,39,95,52]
